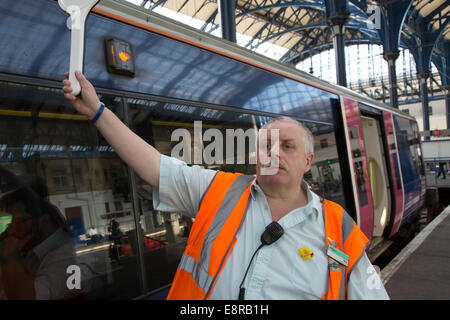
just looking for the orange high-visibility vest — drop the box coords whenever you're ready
[167,171,369,300]
[322,199,369,300]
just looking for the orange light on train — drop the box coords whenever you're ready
[104,38,135,77]
[119,51,130,62]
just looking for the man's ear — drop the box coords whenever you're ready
[305,153,314,172]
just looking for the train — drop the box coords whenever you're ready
[0,0,425,299]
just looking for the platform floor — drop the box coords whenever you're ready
[426,172,450,188]
[381,205,450,299]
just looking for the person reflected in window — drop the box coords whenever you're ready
[87,225,101,243]
[108,219,121,264]
[0,178,82,300]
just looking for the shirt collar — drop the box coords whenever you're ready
[250,179,312,201]
[250,179,260,200]
[279,187,322,229]
[250,179,322,229]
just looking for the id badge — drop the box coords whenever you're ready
[327,245,349,267]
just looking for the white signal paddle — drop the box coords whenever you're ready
[58,0,100,96]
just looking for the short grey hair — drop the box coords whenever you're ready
[261,116,314,156]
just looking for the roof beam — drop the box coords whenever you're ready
[252,21,377,50]
[236,1,324,18]
[413,16,450,74]
[244,5,288,49]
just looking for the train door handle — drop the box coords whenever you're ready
[58,0,100,96]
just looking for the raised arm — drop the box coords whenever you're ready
[62,71,161,188]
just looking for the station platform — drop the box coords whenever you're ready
[426,172,450,188]
[381,205,450,299]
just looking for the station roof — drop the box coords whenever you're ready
[134,0,449,83]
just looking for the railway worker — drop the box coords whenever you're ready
[62,71,389,300]
[437,162,446,180]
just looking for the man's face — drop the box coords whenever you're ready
[6,202,34,239]
[256,121,313,188]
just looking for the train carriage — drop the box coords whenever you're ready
[0,0,425,299]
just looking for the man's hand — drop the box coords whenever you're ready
[62,71,101,120]
[61,71,161,188]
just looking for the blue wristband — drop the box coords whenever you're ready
[89,103,105,124]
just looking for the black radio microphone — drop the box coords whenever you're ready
[238,221,284,300]
[260,221,284,245]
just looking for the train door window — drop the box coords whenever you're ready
[0,82,142,299]
[410,121,425,176]
[359,115,391,238]
[394,116,419,184]
[348,126,368,207]
[394,115,420,211]
[387,130,402,191]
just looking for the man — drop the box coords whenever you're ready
[62,71,388,300]
[0,185,81,299]
[437,162,446,180]
[87,225,101,243]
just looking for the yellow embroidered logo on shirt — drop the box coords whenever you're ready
[299,247,314,260]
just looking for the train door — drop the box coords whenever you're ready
[360,115,391,240]
[65,206,85,244]
[383,111,404,239]
[340,97,374,239]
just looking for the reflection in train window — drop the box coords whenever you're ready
[127,100,259,292]
[394,116,421,186]
[387,131,402,190]
[0,82,141,299]
[126,99,348,293]
[0,81,348,299]
[410,121,425,176]
[348,126,368,207]
[301,123,345,208]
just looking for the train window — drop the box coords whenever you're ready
[348,126,369,207]
[126,98,348,295]
[387,131,402,190]
[394,116,420,185]
[126,99,259,293]
[410,121,425,176]
[0,81,348,299]
[304,124,346,208]
[0,82,142,299]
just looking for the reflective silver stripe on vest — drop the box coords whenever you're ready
[179,253,214,292]
[341,209,367,282]
[341,210,355,244]
[339,210,356,300]
[347,242,369,280]
[199,174,255,276]
[181,174,254,295]
[338,265,347,300]
[322,198,360,300]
